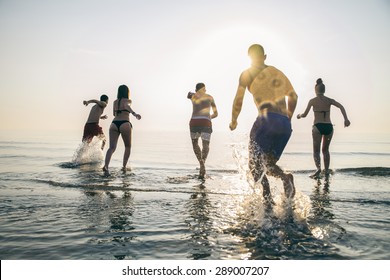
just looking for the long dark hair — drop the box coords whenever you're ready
[117,84,129,99]
[116,85,129,113]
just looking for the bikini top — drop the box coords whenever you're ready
[115,98,132,115]
[115,109,131,114]
[314,110,330,118]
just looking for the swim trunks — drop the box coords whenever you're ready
[82,122,104,142]
[189,117,212,141]
[249,112,292,161]
[314,123,333,135]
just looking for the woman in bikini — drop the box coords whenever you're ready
[297,78,350,178]
[103,85,141,174]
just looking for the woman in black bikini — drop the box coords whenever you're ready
[297,78,350,178]
[103,85,141,174]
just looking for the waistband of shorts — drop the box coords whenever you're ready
[189,118,212,127]
[257,112,289,121]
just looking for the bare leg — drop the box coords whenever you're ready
[266,158,295,198]
[191,138,205,178]
[200,139,210,178]
[249,146,272,200]
[103,124,120,173]
[311,126,322,178]
[201,139,210,162]
[322,131,333,174]
[120,123,132,170]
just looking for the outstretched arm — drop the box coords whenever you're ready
[332,100,350,127]
[297,100,313,119]
[83,99,107,108]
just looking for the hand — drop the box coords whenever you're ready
[83,100,88,106]
[344,119,350,127]
[229,120,237,131]
[297,114,301,119]
[100,115,108,120]
[187,92,194,99]
[135,114,141,120]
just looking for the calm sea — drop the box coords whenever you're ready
[0,130,389,260]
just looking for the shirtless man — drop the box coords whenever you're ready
[188,83,218,179]
[297,78,350,178]
[82,94,109,149]
[230,44,298,200]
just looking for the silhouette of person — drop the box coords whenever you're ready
[187,83,218,179]
[230,44,298,201]
[297,78,350,178]
[103,85,141,174]
[82,94,109,149]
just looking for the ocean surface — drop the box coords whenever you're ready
[0,130,389,260]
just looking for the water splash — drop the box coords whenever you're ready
[72,138,104,165]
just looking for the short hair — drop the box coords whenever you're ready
[316,78,326,94]
[195,83,205,92]
[100,94,109,102]
[117,84,129,99]
[248,44,265,58]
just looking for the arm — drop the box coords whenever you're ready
[210,97,218,119]
[332,100,350,127]
[128,105,142,120]
[229,73,247,130]
[83,99,107,108]
[187,92,194,99]
[287,90,298,120]
[297,100,313,119]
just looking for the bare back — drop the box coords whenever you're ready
[310,95,335,124]
[86,103,106,123]
[113,98,132,121]
[243,66,297,117]
[191,93,216,119]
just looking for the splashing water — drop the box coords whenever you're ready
[71,138,104,165]
[230,134,312,225]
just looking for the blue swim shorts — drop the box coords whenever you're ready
[249,112,292,161]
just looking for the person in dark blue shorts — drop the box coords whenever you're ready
[230,44,298,201]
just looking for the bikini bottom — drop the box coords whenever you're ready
[112,120,132,130]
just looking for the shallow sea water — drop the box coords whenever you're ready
[0,131,389,259]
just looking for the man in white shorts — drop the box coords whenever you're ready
[187,83,218,179]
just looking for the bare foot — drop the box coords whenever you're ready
[309,169,321,179]
[102,166,110,176]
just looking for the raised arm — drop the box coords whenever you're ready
[83,99,107,108]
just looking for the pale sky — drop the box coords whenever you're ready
[0,0,389,137]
